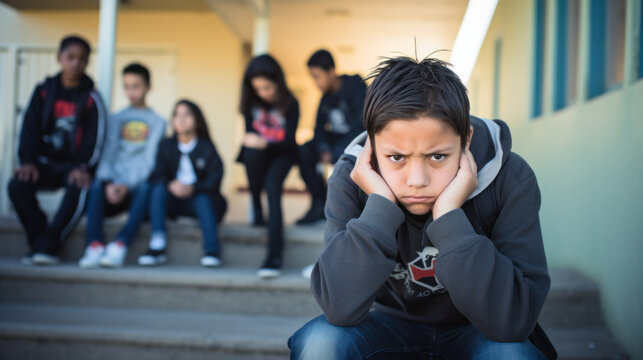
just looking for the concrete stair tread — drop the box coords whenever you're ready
[0,257,311,291]
[0,303,307,354]
[545,327,630,360]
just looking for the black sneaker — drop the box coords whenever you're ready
[257,257,282,279]
[137,249,167,266]
[295,202,325,225]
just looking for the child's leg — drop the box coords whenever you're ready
[263,155,293,262]
[187,193,220,256]
[115,182,152,247]
[84,179,108,246]
[288,311,437,360]
[148,183,169,241]
[43,181,87,253]
[298,140,326,205]
[242,148,268,223]
[436,324,546,360]
[7,177,48,249]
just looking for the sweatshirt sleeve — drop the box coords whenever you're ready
[95,114,119,181]
[148,139,168,184]
[266,100,299,153]
[18,85,44,165]
[427,155,550,342]
[193,142,224,194]
[313,101,330,155]
[310,160,406,326]
[140,116,166,183]
[75,91,107,172]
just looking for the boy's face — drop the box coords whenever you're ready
[308,66,334,94]
[373,117,464,215]
[57,44,89,80]
[123,73,149,107]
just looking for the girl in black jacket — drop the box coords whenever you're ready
[142,99,227,267]
[237,54,299,278]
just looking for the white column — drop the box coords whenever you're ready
[97,0,118,110]
[252,12,270,56]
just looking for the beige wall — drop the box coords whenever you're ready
[469,0,643,358]
[0,5,245,195]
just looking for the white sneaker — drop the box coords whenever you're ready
[79,241,105,268]
[99,241,127,268]
[138,249,167,266]
[32,253,60,265]
[301,264,315,279]
[200,254,221,267]
[257,268,281,279]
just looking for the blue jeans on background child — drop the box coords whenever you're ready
[148,183,220,256]
[85,180,151,247]
[288,311,546,360]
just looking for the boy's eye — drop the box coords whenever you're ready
[388,155,405,163]
[430,154,446,161]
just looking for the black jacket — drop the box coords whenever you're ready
[149,136,227,222]
[18,72,106,172]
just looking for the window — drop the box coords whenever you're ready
[554,0,580,110]
[588,0,626,99]
[532,0,547,118]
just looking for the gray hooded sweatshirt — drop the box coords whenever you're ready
[310,116,551,343]
[96,106,165,188]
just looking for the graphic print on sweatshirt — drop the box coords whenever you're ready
[252,107,285,143]
[323,100,350,134]
[42,99,78,153]
[390,246,445,297]
[121,120,150,144]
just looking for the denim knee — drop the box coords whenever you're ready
[469,338,546,360]
[288,315,361,360]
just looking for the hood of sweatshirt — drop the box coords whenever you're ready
[342,116,513,200]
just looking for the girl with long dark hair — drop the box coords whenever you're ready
[142,99,227,267]
[237,54,299,278]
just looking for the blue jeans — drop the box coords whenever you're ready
[148,183,220,255]
[85,180,151,247]
[288,312,546,360]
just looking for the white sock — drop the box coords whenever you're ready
[149,232,166,250]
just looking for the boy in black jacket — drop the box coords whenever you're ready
[296,49,366,225]
[8,35,106,265]
[288,57,556,359]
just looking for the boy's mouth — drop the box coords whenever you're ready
[402,196,434,204]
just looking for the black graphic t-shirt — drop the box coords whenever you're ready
[243,100,300,155]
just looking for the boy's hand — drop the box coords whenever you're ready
[350,137,396,203]
[432,148,478,220]
[243,133,268,150]
[169,180,194,199]
[105,183,128,205]
[68,168,91,189]
[320,151,332,164]
[15,164,39,183]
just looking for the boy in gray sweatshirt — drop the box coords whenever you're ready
[288,57,556,359]
[79,63,165,268]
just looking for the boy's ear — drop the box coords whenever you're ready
[466,125,474,149]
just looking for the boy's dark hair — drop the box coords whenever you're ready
[240,54,295,115]
[173,99,212,142]
[307,49,335,71]
[123,62,151,86]
[58,35,91,55]
[363,56,470,148]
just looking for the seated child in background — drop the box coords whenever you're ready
[79,63,166,268]
[142,99,227,267]
[8,35,107,265]
[288,56,556,359]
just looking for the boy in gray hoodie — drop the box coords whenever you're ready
[288,57,556,359]
[79,63,165,268]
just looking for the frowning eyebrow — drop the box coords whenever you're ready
[379,145,455,156]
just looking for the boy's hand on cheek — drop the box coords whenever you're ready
[432,148,478,221]
[350,137,396,203]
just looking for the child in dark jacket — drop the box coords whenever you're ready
[288,57,556,359]
[8,35,107,265]
[142,99,227,267]
[236,54,299,279]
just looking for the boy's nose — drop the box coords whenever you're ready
[407,162,429,188]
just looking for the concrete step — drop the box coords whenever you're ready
[0,303,307,360]
[0,304,629,360]
[0,257,602,328]
[0,216,325,269]
[0,258,322,318]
